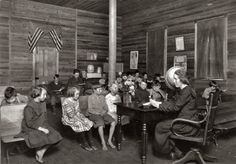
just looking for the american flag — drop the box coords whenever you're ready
[49,29,63,51]
[28,28,44,53]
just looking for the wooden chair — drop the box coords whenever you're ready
[170,91,220,164]
[0,103,26,164]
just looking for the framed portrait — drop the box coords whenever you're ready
[130,51,139,69]
[175,36,185,51]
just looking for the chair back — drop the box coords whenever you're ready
[0,103,26,137]
[203,91,220,145]
[79,96,89,115]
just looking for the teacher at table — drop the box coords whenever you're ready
[152,68,199,160]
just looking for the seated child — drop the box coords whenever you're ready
[149,82,167,101]
[48,74,65,114]
[105,83,121,121]
[88,84,116,151]
[105,83,130,125]
[62,87,97,151]
[134,81,150,104]
[21,87,62,163]
[1,86,28,105]
[0,86,29,155]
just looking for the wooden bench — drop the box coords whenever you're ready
[0,103,26,164]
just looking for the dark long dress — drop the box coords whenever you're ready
[21,100,62,148]
[154,86,199,154]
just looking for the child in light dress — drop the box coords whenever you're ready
[62,87,97,151]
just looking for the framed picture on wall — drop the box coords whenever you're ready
[174,55,187,71]
[130,51,139,69]
[175,36,185,51]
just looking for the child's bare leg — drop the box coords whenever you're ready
[98,126,107,151]
[36,145,50,163]
[86,130,97,150]
[107,121,116,148]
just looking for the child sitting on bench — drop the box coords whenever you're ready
[61,87,97,151]
[88,84,116,151]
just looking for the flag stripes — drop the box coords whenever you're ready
[28,28,63,53]
[28,28,44,53]
[49,29,63,51]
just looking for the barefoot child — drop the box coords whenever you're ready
[20,87,62,163]
[88,84,116,151]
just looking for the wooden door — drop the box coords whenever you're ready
[33,47,58,85]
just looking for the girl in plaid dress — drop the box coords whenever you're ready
[62,87,96,151]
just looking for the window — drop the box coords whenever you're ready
[195,16,227,79]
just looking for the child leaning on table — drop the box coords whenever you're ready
[149,82,167,102]
[105,83,130,124]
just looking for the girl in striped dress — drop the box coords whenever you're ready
[62,87,96,151]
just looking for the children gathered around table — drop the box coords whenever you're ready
[4,69,217,162]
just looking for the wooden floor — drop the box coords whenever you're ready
[1,105,236,164]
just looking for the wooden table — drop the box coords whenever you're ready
[116,102,162,164]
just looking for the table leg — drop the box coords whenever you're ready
[141,123,148,164]
[117,114,122,151]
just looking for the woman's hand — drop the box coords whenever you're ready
[38,127,49,134]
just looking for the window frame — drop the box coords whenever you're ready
[194,16,228,80]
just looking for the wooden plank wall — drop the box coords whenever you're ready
[0,0,10,85]
[76,10,122,74]
[0,0,121,91]
[167,23,195,78]
[122,0,236,92]
[1,0,76,90]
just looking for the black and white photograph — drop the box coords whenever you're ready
[0,0,236,164]
[130,51,139,69]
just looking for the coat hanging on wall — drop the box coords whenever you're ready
[28,27,44,53]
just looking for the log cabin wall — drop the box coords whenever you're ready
[0,0,121,91]
[0,0,76,90]
[0,0,10,86]
[122,0,236,93]
[76,10,122,74]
